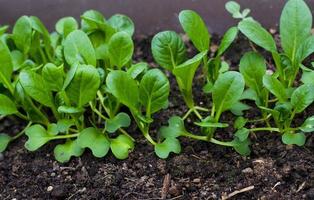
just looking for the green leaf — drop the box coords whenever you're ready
[57,119,75,133]
[0,94,18,116]
[172,51,207,101]
[238,19,277,53]
[77,127,110,158]
[46,123,59,136]
[105,112,131,133]
[280,0,312,60]
[300,116,314,132]
[195,121,228,128]
[66,65,100,107]
[262,74,287,102]
[25,125,53,151]
[81,10,105,30]
[127,62,148,79]
[282,132,306,146]
[151,31,186,70]
[179,10,210,52]
[108,14,135,36]
[42,63,64,92]
[239,52,266,95]
[0,25,8,36]
[57,106,85,114]
[0,40,13,87]
[64,30,96,66]
[54,139,84,163]
[108,32,134,68]
[235,128,249,142]
[81,10,116,38]
[110,135,134,159]
[12,16,32,54]
[225,1,242,18]
[159,116,188,139]
[11,50,24,71]
[106,71,139,110]
[212,71,245,113]
[232,138,251,156]
[230,101,251,116]
[296,35,314,63]
[291,84,314,113]
[0,133,11,152]
[155,138,181,159]
[139,69,170,114]
[217,26,238,56]
[234,117,248,129]
[19,70,54,107]
[55,17,78,37]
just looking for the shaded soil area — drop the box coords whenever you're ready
[1,33,314,200]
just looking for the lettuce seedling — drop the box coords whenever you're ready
[152,10,239,119]
[158,71,251,158]
[178,10,238,92]
[0,11,138,162]
[106,69,175,157]
[237,51,314,146]
[227,0,314,87]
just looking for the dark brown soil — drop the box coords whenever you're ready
[1,33,314,200]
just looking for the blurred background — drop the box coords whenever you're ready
[0,0,314,35]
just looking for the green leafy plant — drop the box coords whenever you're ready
[0,11,139,162]
[106,69,173,158]
[152,10,239,119]
[227,0,314,87]
[226,0,314,146]
[158,71,251,157]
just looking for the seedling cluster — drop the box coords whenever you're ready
[0,0,313,162]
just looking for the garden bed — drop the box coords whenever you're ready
[1,35,314,200]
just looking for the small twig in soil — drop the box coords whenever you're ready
[272,182,281,190]
[296,181,306,193]
[161,174,171,199]
[221,185,254,200]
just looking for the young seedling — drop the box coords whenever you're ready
[152,10,239,119]
[178,10,239,93]
[106,69,175,158]
[0,11,138,162]
[227,0,314,87]
[158,71,251,158]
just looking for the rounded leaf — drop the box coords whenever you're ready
[108,32,134,68]
[151,31,186,70]
[110,135,134,159]
[108,14,135,36]
[105,112,131,133]
[64,30,96,66]
[54,139,84,163]
[280,0,312,59]
[139,69,170,114]
[25,125,53,151]
[239,52,266,94]
[77,127,110,158]
[106,71,139,110]
[56,17,78,37]
[282,132,306,146]
[19,70,54,108]
[212,71,245,113]
[154,138,181,159]
[179,10,210,52]
[0,94,18,116]
[0,133,11,152]
[65,65,100,107]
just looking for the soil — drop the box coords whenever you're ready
[1,33,314,200]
